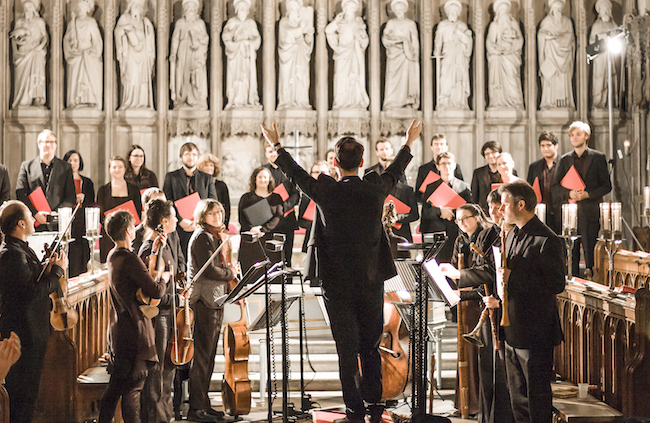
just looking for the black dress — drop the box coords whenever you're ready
[69,175,95,277]
[237,191,283,274]
[125,169,158,191]
[213,179,231,228]
[97,181,143,263]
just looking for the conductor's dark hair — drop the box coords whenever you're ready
[335,137,364,171]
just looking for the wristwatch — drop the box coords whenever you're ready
[274,142,282,151]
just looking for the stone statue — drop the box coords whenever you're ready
[114,0,156,109]
[63,0,103,109]
[382,0,420,110]
[277,0,314,110]
[590,0,618,109]
[169,0,209,109]
[433,0,472,110]
[538,0,575,109]
[11,0,48,108]
[325,0,370,110]
[486,0,524,109]
[222,0,262,109]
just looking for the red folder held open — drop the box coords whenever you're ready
[427,183,467,209]
[273,183,290,202]
[303,200,316,221]
[174,192,201,221]
[28,186,51,228]
[418,171,441,193]
[384,194,411,215]
[532,177,542,203]
[560,165,586,191]
[104,200,141,226]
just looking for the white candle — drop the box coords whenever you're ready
[569,203,578,231]
[85,207,100,237]
[645,187,650,213]
[600,202,611,235]
[611,203,622,233]
[535,203,546,224]
[58,207,72,237]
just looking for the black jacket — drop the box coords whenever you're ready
[415,159,463,203]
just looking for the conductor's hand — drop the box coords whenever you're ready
[439,263,460,280]
[405,119,422,148]
[261,122,280,150]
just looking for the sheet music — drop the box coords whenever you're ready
[423,259,460,307]
[493,246,504,299]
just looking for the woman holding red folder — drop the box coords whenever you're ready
[97,157,142,263]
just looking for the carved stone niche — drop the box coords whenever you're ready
[220,109,264,137]
[379,109,423,136]
[327,109,371,137]
[167,109,211,138]
[276,110,318,137]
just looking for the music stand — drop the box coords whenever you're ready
[217,259,272,307]
[249,296,301,332]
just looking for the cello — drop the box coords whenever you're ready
[220,234,252,416]
[167,266,195,366]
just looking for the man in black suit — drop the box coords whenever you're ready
[262,120,421,423]
[526,131,560,234]
[16,130,76,231]
[263,144,300,270]
[163,142,217,256]
[419,152,472,264]
[0,164,10,204]
[0,200,68,423]
[552,121,611,277]
[367,138,418,241]
[470,141,503,212]
[485,181,565,423]
[415,134,463,203]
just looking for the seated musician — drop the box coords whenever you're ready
[0,200,67,423]
[98,210,166,423]
[187,199,235,422]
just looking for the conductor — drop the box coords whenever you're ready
[261,120,421,423]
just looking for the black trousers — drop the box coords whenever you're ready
[504,342,554,423]
[323,282,384,420]
[573,215,600,275]
[188,300,224,411]
[99,375,146,423]
[5,335,49,423]
[142,313,175,423]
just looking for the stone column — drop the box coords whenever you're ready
[103,0,117,184]
[262,0,276,125]
[575,0,588,121]
[315,0,328,155]
[52,0,63,133]
[157,0,170,173]
[0,0,7,161]
[368,0,380,143]
[472,0,485,165]
[420,0,434,162]
[524,0,537,161]
[210,0,224,155]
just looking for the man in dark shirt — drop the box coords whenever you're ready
[415,134,463,203]
[527,131,560,233]
[16,129,76,231]
[471,141,503,212]
[0,200,67,423]
[485,181,565,423]
[552,121,611,277]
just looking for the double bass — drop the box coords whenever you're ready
[220,233,252,417]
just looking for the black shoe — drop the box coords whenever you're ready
[187,409,218,422]
[204,408,225,419]
[333,418,365,423]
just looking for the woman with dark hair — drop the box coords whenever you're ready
[186,199,235,422]
[63,149,96,277]
[197,153,231,228]
[138,199,179,423]
[97,157,143,262]
[237,166,284,274]
[125,145,158,190]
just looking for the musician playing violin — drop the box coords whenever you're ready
[187,199,235,422]
[138,199,183,423]
[99,210,166,423]
[0,200,67,423]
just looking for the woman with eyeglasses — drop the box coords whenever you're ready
[125,145,159,191]
[186,199,235,422]
[63,150,96,277]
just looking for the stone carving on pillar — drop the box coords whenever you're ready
[486,0,524,109]
[590,0,618,109]
[382,0,420,110]
[63,0,103,109]
[434,0,472,110]
[325,0,370,110]
[538,0,575,110]
[114,0,156,109]
[222,0,262,109]
[11,0,48,108]
[277,0,314,110]
[169,0,209,110]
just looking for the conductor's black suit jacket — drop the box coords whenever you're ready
[275,146,413,291]
[16,156,76,229]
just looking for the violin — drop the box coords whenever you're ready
[42,203,81,331]
[220,232,252,416]
[167,267,195,366]
[137,225,164,318]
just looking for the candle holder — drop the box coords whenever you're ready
[83,207,101,275]
[598,202,624,289]
[57,207,74,281]
[535,203,546,225]
[561,204,580,279]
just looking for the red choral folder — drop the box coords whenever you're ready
[427,183,467,209]
[384,194,411,215]
[418,171,441,193]
[560,165,586,191]
[174,192,201,221]
[140,188,148,196]
[491,183,503,192]
[28,186,52,213]
[104,200,141,226]
[532,177,542,203]
[74,179,82,195]
[303,200,316,221]
[273,183,290,201]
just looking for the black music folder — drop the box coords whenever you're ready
[243,199,274,227]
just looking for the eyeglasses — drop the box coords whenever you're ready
[456,215,476,224]
[205,211,222,217]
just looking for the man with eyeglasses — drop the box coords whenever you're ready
[415,134,463,204]
[16,129,76,231]
[163,142,217,256]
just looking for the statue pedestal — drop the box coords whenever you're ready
[276,109,318,136]
[380,109,422,135]
[327,109,370,137]
[220,109,264,137]
[114,110,158,164]
[485,108,526,124]
[168,109,211,138]
[537,108,575,125]
[60,109,105,181]
[433,109,475,125]
[8,108,52,159]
